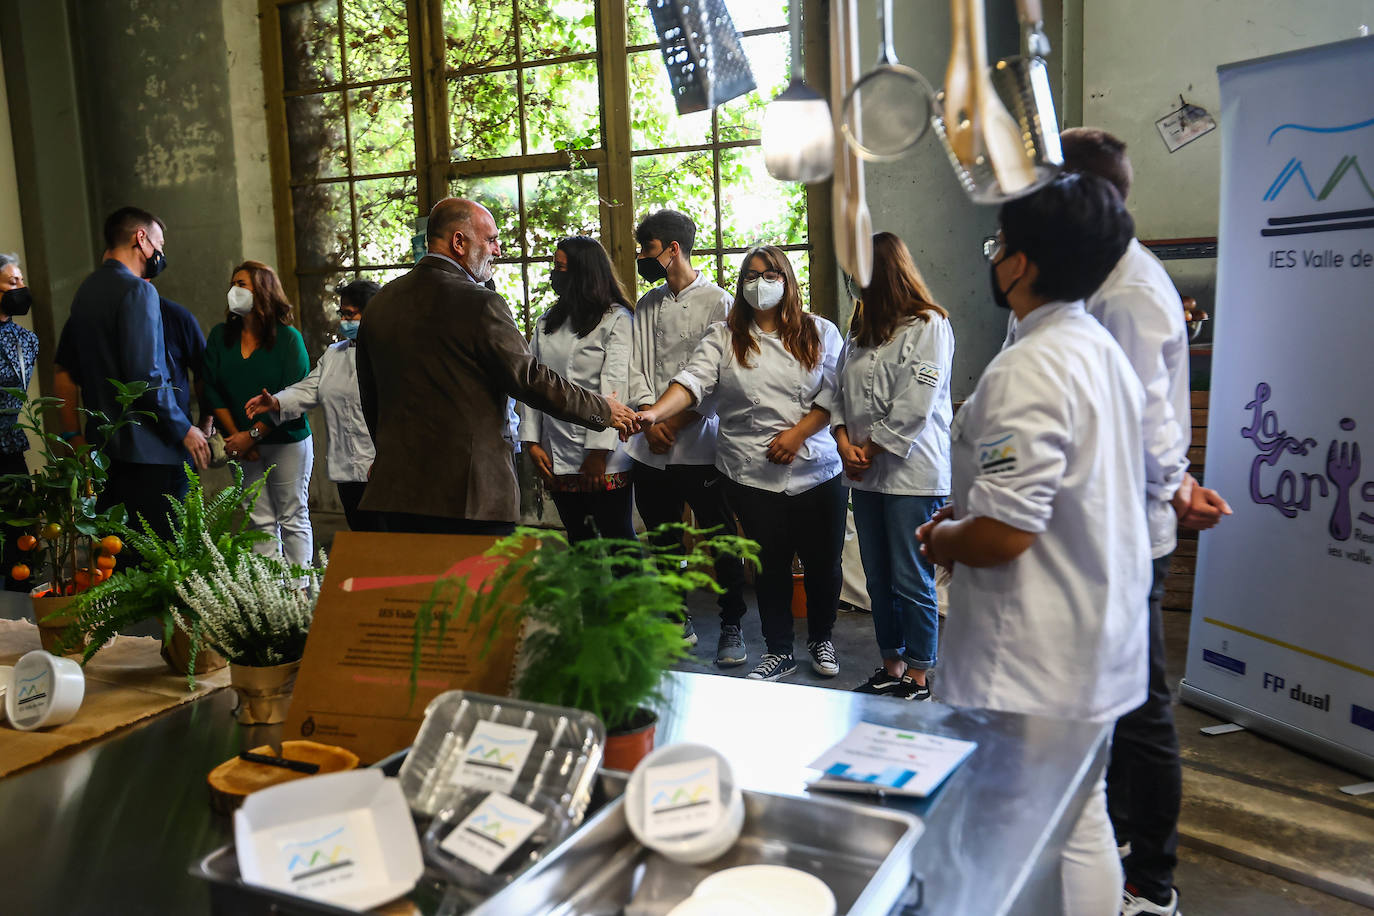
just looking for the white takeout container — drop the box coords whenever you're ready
[4,650,84,730]
[624,742,745,865]
[692,864,838,916]
[234,769,422,913]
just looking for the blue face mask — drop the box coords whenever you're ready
[339,319,360,340]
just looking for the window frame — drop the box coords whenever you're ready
[259,0,835,347]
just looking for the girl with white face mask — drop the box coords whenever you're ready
[636,247,846,683]
[203,261,315,570]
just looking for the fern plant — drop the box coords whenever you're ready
[59,462,277,686]
[412,525,759,733]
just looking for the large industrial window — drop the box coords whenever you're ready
[261,0,826,347]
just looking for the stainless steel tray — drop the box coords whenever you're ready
[470,787,924,916]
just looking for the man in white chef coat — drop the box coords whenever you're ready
[919,172,1149,916]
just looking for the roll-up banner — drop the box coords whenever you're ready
[1182,36,1374,778]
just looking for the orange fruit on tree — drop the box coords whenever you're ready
[74,570,92,590]
[96,554,117,570]
[16,534,36,551]
[94,567,111,582]
[100,535,123,555]
[10,564,29,581]
[40,522,62,541]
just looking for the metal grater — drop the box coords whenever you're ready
[647,0,757,114]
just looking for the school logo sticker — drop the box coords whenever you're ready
[916,361,941,388]
[977,433,1018,475]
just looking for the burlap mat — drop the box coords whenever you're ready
[0,618,231,778]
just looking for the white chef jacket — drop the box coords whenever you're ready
[942,301,1149,723]
[518,305,634,476]
[1004,240,1190,558]
[273,341,374,483]
[831,314,955,495]
[625,271,731,468]
[672,315,843,496]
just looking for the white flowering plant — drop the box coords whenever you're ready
[172,530,326,668]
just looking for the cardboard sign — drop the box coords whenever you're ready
[283,532,522,763]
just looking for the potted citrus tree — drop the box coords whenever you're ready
[175,535,324,723]
[412,525,758,770]
[0,380,151,651]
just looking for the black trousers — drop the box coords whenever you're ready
[0,450,30,592]
[1108,553,1181,901]
[379,511,515,537]
[97,461,191,567]
[550,486,636,543]
[631,461,747,626]
[336,481,384,532]
[729,474,845,656]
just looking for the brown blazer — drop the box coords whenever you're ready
[356,256,611,522]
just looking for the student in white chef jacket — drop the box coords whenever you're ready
[627,209,749,661]
[245,279,379,532]
[918,173,1149,916]
[637,246,846,684]
[834,233,954,702]
[519,236,636,542]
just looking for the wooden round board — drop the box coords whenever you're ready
[207,739,360,814]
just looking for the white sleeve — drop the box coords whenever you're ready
[809,318,843,417]
[828,338,852,430]
[1095,288,1189,502]
[274,354,325,422]
[517,326,543,443]
[869,317,954,459]
[961,361,1070,535]
[628,292,656,410]
[670,322,729,407]
[587,308,632,452]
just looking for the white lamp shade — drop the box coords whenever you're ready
[762,85,834,184]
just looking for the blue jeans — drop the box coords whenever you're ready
[850,490,945,669]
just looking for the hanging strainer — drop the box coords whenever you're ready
[840,0,935,161]
[646,0,757,115]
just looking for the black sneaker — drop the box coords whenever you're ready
[746,653,797,681]
[681,618,698,647]
[807,640,839,677]
[854,667,905,695]
[892,677,932,701]
[716,625,747,667]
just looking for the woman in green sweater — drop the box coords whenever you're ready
[204,260,314,568]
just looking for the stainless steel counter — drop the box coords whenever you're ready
[0,672,1108,915]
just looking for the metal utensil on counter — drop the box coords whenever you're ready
[840,0,936,161]
[763,0,834,183]
[832,0,873,286]
[934,0,1058,203]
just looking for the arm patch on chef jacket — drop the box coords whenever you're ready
[916,361,941,388]
[977,432,1019,475]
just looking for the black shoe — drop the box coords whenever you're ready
[854,667,905,695]
[892,676,932,701]
[807,639,839,677]
[746,653,797,682]
[681,618,698,647]
[716,624,747,667]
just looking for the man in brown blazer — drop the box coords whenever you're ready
[356,197,639,535]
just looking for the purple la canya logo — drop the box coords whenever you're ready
[1242,382,1373,540]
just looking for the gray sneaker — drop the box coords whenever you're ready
[716,625,747,667]
[681,617,698,647]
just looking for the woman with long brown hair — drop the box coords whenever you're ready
[836,232,954,701]
[204,260,314,568]
[636,246,846,682]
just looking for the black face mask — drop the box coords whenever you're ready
[142,246,167,280]
[990,253,1021,310]
[636,251,669,285]
[550,269,570,298]
[1,287,32,317]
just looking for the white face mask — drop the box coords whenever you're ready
[743,277,784,310]
[227,285,254,316]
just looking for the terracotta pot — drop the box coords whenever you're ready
[603,708,657,771]
[161,625,228,676]
[30,590,83,655]
[229,659,301,725]
[791,572,807,619]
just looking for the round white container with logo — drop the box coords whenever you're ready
[4,649,85,730]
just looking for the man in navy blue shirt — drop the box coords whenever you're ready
[159,295,211,435]
[53,207,210,538]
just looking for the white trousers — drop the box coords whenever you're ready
[241,437,315,569]
[1060,774,1123,916]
